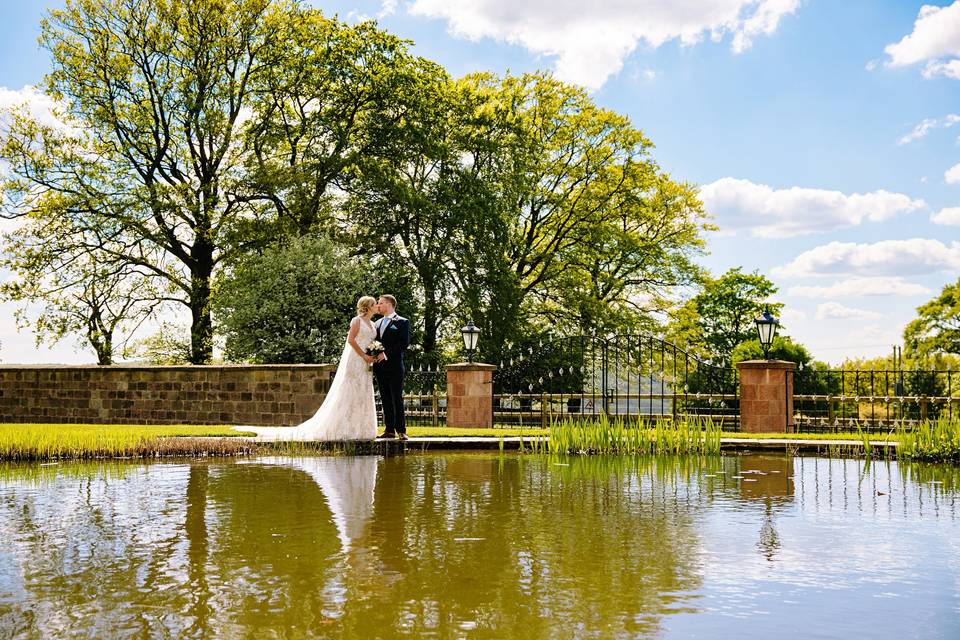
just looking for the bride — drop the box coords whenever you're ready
[239,296,380,441]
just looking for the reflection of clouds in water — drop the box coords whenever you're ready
[0,463,195,638]
[689,457,960,631]
[243,456,378,552]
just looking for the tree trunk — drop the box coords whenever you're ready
[189,240,215,365]
[95,332,113,365]
[422,283,439,366]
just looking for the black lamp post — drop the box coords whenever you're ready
[461,320,481,363]
[754,308,779,360]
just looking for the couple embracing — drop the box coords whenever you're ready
[243,295,410,441]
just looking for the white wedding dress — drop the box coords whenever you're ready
[240,317,378,441]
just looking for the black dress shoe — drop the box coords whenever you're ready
[375,432,396,440]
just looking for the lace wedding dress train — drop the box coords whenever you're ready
[240,318,378,441]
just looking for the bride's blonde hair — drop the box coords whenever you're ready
[356,295,376,316]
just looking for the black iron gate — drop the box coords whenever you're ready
[492,334,739,429]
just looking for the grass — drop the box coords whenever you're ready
[0,424,254,462]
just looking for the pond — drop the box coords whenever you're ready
[1,452,958,638]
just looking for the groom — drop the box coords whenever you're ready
[373,294,411,440]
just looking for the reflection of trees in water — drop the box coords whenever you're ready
[0,462,198,637]
[185,464,211,636]
[327,454,711,638]
[199,462,343,635]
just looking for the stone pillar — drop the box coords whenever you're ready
[736,360,795,433]
[446,363,496,428]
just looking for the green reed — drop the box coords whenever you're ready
[897,417,960,463]
[546,415,722,456]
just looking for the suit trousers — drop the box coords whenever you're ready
[374,365,406,434]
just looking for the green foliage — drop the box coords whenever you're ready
[0,231,160,365]
[670,267,782,365]
[730,336,812,365]
[456,72,710,361]
[245,10,428,235]
[214,235,370,364]
[124,322,193,365]
[897,417,960,463]
[3,4,713,367]
[904,278,960,357]
[0,0,301,363]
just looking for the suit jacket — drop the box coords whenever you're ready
[374,315,411,372]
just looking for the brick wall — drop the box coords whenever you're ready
[0,365,337,426]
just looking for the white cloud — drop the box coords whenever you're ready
[378,0,398,18]
[345,10,372,23]
[407,0,799,89]
[773,239,960,278]
[898,113,960,144]
[884,2,960,79]
[789,277,933,298]
[634,68,658,81]
[698,177,925,238]
[815,302,881,321]
[946,162,960,183]
[779,307,807,323]
[932,206,960,225]
[0,85,69,132]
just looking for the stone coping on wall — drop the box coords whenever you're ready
[445,362,497,371]
[736,360,796,371]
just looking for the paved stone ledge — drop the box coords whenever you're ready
[220,435,899,454]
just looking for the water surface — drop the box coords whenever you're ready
[1,453,958,638]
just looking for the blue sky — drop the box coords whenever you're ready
[1,0,959,364]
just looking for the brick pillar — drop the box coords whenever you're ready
[736,360,795,433]
[446,363,496,428]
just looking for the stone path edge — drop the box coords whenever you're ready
[218,436,899,454]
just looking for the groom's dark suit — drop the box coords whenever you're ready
[372,314,411,435]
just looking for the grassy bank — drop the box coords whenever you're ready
[0,424,253,462]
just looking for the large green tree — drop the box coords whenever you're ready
[454,73,710,362]
[347,70,510,365]
[1,0,300,363]
[669,267,783,364]
[904,278,960,357]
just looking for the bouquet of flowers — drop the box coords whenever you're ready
[365,340,385,368]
